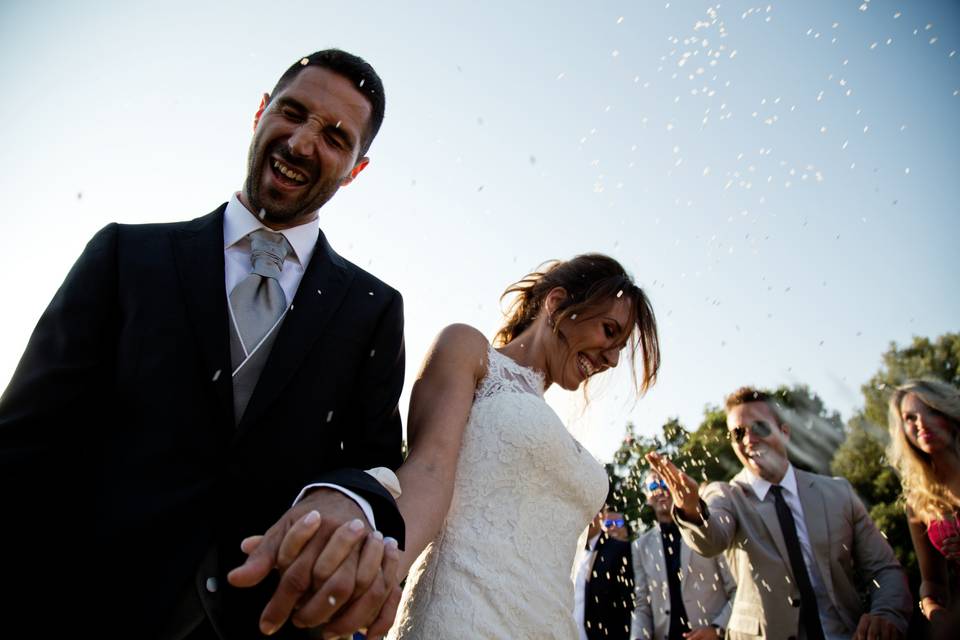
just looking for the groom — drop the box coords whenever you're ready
[0,49,404,639]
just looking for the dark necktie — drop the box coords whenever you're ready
[660,522,689,640]
[770,485,825,640]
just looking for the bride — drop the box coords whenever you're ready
[389,253,660,639]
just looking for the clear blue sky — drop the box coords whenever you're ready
[1,0,957,459]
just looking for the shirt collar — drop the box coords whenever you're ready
[223,192,319,267]
[744,462,797,502]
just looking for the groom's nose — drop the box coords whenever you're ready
[288,123,318,158]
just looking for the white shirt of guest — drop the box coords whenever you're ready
[222,193,380,527]
[573,532,601,640]
[746,464,848,640]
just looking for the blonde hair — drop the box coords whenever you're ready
[493,254,660,395]
[886,378,960,523]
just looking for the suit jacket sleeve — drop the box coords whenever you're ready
[674,482,737,559]
[710,552,737,630]
[0,224,118,491]
[306,288,406,545]
[845,479,911,633]
[630,536,654,640]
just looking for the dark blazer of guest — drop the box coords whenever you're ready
[0,205,405,638]
[585,533,636,640]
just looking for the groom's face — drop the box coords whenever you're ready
[244,66,372,228]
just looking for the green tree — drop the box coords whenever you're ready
[606,419,687,536]
[674,405,739,483]
[859,333,960,430]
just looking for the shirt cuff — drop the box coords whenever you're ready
[293,484,377,531]
[365,467,402,499]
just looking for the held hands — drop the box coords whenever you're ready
[227,489,401,638]
[644,452,702,521]
[852,613,902,640]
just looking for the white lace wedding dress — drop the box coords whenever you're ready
[390,346,609,639]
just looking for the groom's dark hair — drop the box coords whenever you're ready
[269,49,386,157]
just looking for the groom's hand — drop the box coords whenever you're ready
[228,488,391,636]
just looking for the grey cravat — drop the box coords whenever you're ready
[230,229,291,353]
[229,228,292,422]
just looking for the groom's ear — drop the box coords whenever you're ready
[340,157,370,186]
[253,93,270,130]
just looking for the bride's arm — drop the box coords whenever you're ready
[395,324,488,576]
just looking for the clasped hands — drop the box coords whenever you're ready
[228,489,401,639]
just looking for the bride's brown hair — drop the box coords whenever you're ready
[493,253,660,394]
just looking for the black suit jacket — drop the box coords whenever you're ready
[585,534,636,640]
[0,205,405,637]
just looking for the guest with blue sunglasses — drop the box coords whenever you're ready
[632,471,736,640]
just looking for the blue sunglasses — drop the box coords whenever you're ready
[647,479,668,492]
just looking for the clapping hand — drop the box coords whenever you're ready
[940,534,960,561]
[644,452,703,522]
[228,489,401,638]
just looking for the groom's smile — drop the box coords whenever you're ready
[241,65,372,229]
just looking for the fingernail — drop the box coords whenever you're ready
[385,536,399,550]
[372,530,384,541]
[261,621,278,636]
[304,510,321,525]
[349,518,365,532]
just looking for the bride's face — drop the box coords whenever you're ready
[546,295,632,391]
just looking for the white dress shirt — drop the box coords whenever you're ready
[573,532,601,640]
[223,194,388,529]
[745,464,848,640]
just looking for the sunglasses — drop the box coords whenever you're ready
[728,420,774,442]
[646,479,668,492]
[603,519,625,528]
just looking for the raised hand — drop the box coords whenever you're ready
[645,451,702,521]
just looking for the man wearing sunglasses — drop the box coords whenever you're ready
[632,471,736,640]
[647,387,911,640]
[573,505,635,640]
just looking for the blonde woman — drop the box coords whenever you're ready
[887,379,960,624]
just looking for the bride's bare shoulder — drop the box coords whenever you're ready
[425,324,491,378]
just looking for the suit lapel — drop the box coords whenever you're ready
[796,470,835,601]
[237,229,354,433]
[734,472,795,579]
[172,206,233,428]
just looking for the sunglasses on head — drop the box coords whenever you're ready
[728,420,774,442]
[603,518,625,528]
[646,479,668,492]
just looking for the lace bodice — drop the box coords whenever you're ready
[391,346,608,639]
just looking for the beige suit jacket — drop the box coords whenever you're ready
[631,525,736,640]
[674,468,911,640]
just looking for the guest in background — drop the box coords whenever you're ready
[603,508,631,542]
[574,505,636,640]
[632,471,736,640]
[887,379,960,630]
[648,386,911,640]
